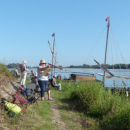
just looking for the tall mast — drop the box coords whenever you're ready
[53,36,55,76]
[103,17,110,86]
[51,33,55,78]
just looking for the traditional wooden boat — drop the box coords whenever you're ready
[69,73,96,81]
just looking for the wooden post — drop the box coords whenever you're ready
[103,19,110,87]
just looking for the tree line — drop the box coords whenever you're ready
[68,64,130,69]
[6,63,130,69]
[7,63,37,68]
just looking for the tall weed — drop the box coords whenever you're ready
[64,81,130,129]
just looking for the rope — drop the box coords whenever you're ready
[110,25,130,88]
[110,34,117,87]
[83,25,107,64]
[110,27,121,69]
[110,25,129,69]
[49,37,73,75]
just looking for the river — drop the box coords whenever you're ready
[9,68,130,88]
[27,68,130,88]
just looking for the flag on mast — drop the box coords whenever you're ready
[52,33,55,37]
[105,17,109,21]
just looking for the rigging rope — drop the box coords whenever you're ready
[83,25,107,65]
[110,25,129,69]
[110,25,130,88]
[110,27,121,69]
[110,33,116,87]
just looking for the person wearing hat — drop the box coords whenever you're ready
[20,60,27,87]
[37,59,52,101]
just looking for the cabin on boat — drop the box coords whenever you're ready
[70,74,96,81]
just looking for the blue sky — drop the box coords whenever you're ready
[0,0,130,67]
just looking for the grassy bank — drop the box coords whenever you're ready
[59,81,130,130]
[1,100,55,130]
[1,63,130,129]
[0,64,54,130]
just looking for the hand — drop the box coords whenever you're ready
[46,72,50,76]
[48,72,50,75]
[48,64,50,68]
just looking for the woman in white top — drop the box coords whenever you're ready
[37,59,52,101]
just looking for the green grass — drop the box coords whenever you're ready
[60,81,130,130]
[1,100,55,130]
[50,82,100,130]
[1,62,130,130]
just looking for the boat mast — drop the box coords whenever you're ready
[52,33,55,78]
[103,17,110,86]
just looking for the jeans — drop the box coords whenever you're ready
[38,80,48,97]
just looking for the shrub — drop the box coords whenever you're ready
[65,81,130,129]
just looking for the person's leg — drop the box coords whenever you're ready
[20,73,24,85]
[45,81,52,100]
[22,73,27,87]
[47,90,51,99]
[38,80,46,101]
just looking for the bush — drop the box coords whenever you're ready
[0,63,14,85]
[101,99,130,130]
[69,82,115,118]
[63,81,130,129]
[0,63,14,78]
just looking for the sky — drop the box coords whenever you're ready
[0,0,130,67]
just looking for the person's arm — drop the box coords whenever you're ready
[53,78,57,84]
[38,65,50,71]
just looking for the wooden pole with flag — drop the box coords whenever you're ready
[52,33,55,78]
[103,17,110,87]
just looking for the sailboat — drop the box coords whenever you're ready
[94,17,130,89]
[48,33,96,81]
[48,33,63,79]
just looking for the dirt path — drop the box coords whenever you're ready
[50,101,67,130]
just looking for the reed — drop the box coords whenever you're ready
[61,81,130,129]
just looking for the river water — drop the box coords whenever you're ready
[10,68,130,88]
[27,68,130,88]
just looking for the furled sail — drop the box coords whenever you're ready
[48,41,57,63]
[114,75,121,78]
[123,76,130,79]
[105,75,112,78]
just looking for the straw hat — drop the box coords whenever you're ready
[23,60,27,64]
[39,59,46,65]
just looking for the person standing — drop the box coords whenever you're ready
[20,60,27,87]
[37,59,52,101]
